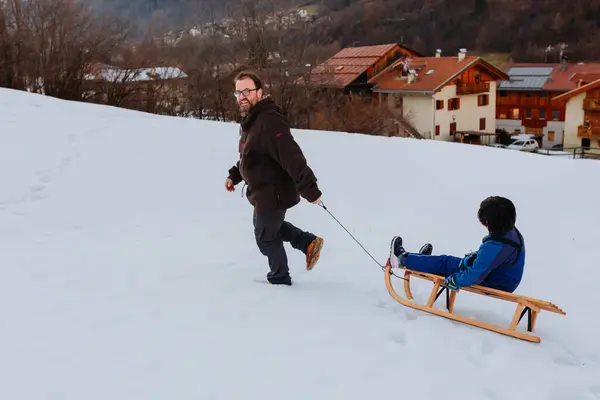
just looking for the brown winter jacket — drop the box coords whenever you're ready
[227,97,321,212]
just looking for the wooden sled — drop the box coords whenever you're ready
[383,260,565,343]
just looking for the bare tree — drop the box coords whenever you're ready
[27,0,132,99]
[0,0,132,99]
[308,90,396,135]
[0,0,31,90]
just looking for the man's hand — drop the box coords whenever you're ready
[311,196,322,205]
[225,177,235,192]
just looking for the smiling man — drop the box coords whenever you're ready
[225,70,324,286]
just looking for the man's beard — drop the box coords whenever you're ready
[239,103,250,112]
[238,94,266,117]
[238,100,252,116]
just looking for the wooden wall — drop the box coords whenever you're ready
[584,87,600,128]
[496,90,566,123]
[458,66,496,84]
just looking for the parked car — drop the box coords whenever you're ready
[508,139,539,151]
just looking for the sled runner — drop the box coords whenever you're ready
[383,259,565,343]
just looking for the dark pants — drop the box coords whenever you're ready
[253,208,316,283]
[405,254,463,277]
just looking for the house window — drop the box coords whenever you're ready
[477,94,489,106]
[511,108,519,119]
[435,125,440,136]
[553,109,560,120]
[448,98,460,110]
[548,131,555,141]
[436,100,444,110]
[525,108,531,118]
[450,122,457,135]
[479,118,486,130]
[539,109,545,119]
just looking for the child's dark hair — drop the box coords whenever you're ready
[477,196,516,235]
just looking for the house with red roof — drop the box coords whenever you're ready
[496,58,600,149]
[296,43,423,92]
[552,79,600,150]
[368,49,509,142]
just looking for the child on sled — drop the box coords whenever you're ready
[389,196,525,293]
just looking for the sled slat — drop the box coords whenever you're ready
[401,269,565,315]
[384,262,566,343]
[426,279,443,307]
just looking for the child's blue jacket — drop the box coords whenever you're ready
[451,227,525,292]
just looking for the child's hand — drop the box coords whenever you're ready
[443,275,459,290]
[460,252,478,269]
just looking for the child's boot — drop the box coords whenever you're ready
[419,243,433,255]
[389,236,407,268]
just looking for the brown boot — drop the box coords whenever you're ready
[305,237,324,271]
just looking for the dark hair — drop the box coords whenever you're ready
[477,196,516,235]
[234,70,262,90]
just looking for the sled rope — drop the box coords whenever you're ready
[318,201,407,281]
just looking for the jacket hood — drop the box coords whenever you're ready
[483,227,522,244]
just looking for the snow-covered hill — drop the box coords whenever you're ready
[1,88,599,399]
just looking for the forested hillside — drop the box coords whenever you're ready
[88,0,600,61]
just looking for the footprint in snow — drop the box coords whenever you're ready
[30,184,46,201]
[550,343,591,367]
[404,311,419,321]
[59,157,72,170]
[373,298,391,309]
[481,390,502,400]
[552,354,583,367]
[387,331,406,345]
[0,194,25,212]
[467,337,494,366]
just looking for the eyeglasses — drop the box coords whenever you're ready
[234,88,258,98]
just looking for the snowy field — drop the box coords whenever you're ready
[1,87,600,399]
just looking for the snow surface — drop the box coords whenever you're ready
[1,87,600,399]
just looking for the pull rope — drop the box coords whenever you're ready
[317,201,407,281]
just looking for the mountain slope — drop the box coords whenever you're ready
[1,88,600,399]
[85,0,600,61]
[318,0,600,61]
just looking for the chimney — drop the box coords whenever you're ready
[435,49,442,58]
[560,54,568,71]
[458,48,467,62]
[407,69,417,83]
[559,43,568,71]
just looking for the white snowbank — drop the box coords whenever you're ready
[1,88,600,400]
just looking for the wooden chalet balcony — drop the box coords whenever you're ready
[456,82,490,95]
[520,96,542,107]
[583,98,600,112]
[578,125,600,138]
